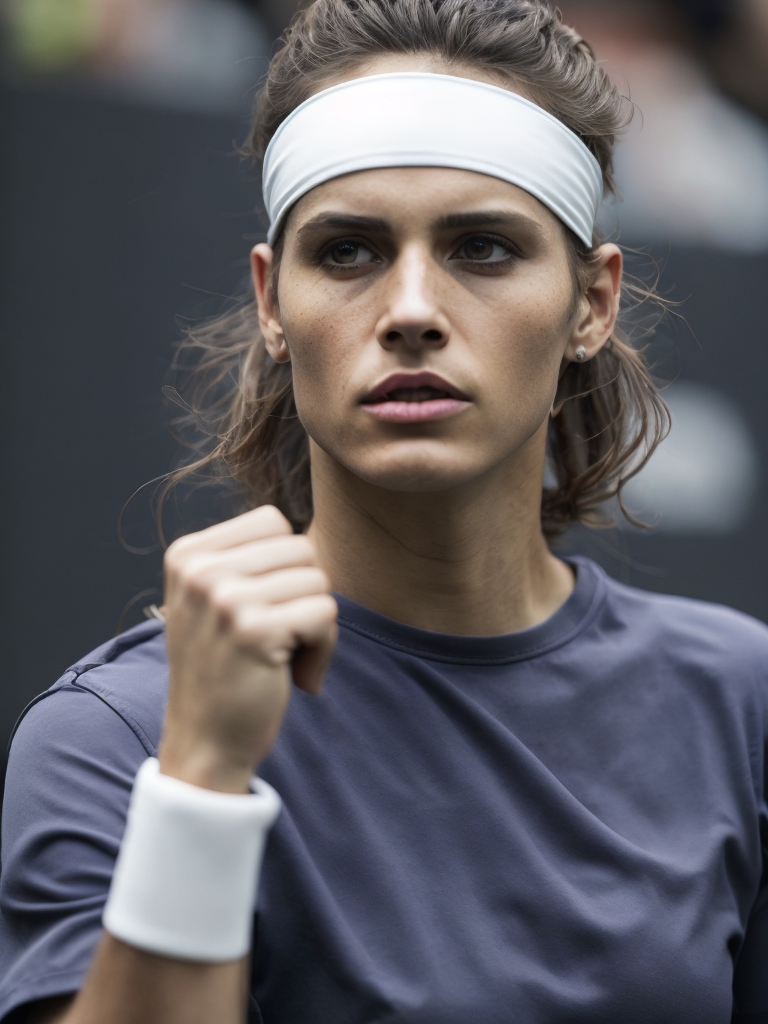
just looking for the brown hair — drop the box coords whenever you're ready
[158,0,670,543]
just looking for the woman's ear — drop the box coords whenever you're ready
[251,243,291,363]
[564,243,623,364]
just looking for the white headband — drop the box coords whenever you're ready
[262,72,604,248]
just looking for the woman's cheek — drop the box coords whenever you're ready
[490,318,570,429]
[283,331,351,440]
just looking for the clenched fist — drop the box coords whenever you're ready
[157,506,338,793]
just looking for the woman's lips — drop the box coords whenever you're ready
[362,394,470,423]
[361,377,471,423]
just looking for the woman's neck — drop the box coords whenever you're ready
[306,447,575,637]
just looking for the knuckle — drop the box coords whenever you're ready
[209,581,237,615]
[258,504,293,535]
[314,593,339,621]
[163,540,185,576]
[176,555,211,593]
[292,535,317,562]
[233,608,273,650]
[165,531,197,560]
[164,535,206,578]
[309,567,332,593]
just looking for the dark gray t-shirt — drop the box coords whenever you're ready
[1,557,767,1023]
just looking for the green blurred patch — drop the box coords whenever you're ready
[9,0,99,71]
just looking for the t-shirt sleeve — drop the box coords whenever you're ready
[0,682,150,1022]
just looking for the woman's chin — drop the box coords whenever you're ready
[342,453,493,494]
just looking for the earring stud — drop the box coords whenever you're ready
[575,346,587,362]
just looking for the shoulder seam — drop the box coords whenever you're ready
[5,669,82,756]
[69,679,157,758]
[6,660,159,763]
[5,624,166,760]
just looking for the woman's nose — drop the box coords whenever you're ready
[374,251,451,351]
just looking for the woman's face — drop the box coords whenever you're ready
[254,59,618,496]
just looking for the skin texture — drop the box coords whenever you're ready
[24,54,621,1024]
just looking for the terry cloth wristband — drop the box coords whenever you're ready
[103,757,282,962]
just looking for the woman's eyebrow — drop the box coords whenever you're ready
[296,213,391,238]
[433,210,544,232]
[295,209,544,239]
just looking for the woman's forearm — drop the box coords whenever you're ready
[43,933,248,1024]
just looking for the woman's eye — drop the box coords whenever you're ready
[453,236,514,264]
[322,241,378,267]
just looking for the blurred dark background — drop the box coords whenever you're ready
[1,0,767,785]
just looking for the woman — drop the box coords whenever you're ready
[1,1,766,1022]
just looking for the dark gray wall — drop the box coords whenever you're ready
[1,83,260,761]
[2,83,766,781]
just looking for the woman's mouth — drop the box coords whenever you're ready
[363,386,470,423]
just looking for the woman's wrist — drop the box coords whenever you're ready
[158,733,257,795]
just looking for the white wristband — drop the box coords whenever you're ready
[103,757,282,962]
